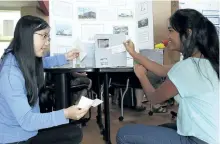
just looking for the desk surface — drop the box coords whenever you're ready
[44,67,134,73]
[44,68,96,73]
[98,67,133,73]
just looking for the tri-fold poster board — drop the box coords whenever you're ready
[49,0,156,67]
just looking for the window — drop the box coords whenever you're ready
[0,42,10,57]
[0,10,20,40]
[0,10,20,57]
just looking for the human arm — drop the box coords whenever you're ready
[43,50,79,68]
[134,64,178,105]
[43,54,68,68]
[0,69,88,131]
[124,40,173,77]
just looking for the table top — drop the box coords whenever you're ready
[44,67,96,73]
[97,67,133,73]
[44,67,134,73]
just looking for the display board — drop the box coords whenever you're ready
[49,0,154,57]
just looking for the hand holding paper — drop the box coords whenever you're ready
[107,44,126,54]
[76,96,103,109]
[64,105,89,120]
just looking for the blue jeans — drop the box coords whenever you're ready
[116,124,207,144]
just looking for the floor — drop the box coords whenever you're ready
[82,102,176,144]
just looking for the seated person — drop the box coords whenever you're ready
[116,9,219,144]
[0,15,90,144]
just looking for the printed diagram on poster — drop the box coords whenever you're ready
[135,0,154,50]
[97,39,109,48]
[81,24,104,42]
[137,1,148,15]
[206,16,219,25]
[137,31,149,43]
[78,7,97,20]
[202,10,219,16]
[113,26,129,35]
[117,9,133,19]
[52,0,73,18]
[138,17,148,28]
[55,21,72,37]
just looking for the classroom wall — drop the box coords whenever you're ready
[152,0,171,43]
[20,6,49,23]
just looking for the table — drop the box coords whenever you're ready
[44,68,95,109]
[97,67,133,144]
[44,67,134,144]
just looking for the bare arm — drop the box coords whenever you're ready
[139,75,178,105]
[123,40,173,77]
[132,52,173,77]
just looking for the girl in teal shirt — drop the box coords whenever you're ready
[117,9,219,144]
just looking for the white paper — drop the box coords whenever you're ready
[107,44,126,54]
[77,96,94,109]
[52,0,73,18]
[135,0,154,50]
[202,10,219,15]
[99,8,118,21]
[136,1,148,15]
[81,24,104,42]
[109,0,126,6]
[80,51,87,61]
[76,96,103,109]
[92,99,103,107]
[72,38,87,61]
[206,17,219,25]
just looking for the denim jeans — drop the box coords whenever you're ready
[116,124,207,144]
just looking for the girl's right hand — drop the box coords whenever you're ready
[123,40,137,56]
[64,105,89,120]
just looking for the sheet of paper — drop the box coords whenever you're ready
[51,0,73,18]
[135,0,154,50]
[80,51,87,61]
[77,96,94,109]
[92,99,103,107]
[76,96,103,109]
[107,44,126,54]
[110,0,126,6]
[81,24,104,42]
[99,8,117,21]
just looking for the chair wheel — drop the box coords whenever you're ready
[148,111,153,116]
[118,116,124,121]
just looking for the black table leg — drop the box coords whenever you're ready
[54,73,69,110]
[103,73,111,144]
[95,74,104,134]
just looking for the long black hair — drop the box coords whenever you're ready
[8,15,50,106]
[169,9,219,78]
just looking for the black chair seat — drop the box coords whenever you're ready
[70,84,88,92]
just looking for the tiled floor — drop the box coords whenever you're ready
[82,103,176,144]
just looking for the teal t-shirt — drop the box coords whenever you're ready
[168,58,219,144]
